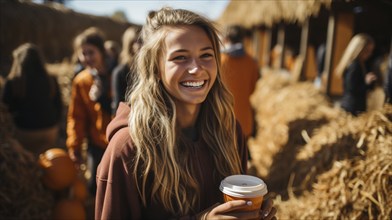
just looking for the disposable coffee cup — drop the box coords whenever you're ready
[219,175,268,211]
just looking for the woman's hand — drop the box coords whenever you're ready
[365,72,377,85]
[197,198,277,219]
[68,149,84,167]
[260,198,277,220]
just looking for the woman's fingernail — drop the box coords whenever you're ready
[246,201,253,206]
[264,212,269,217]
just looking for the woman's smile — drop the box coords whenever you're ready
[180,80,207,88]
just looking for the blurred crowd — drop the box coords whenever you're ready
[0,26,142,216]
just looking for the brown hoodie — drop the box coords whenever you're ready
[95,102,248,220]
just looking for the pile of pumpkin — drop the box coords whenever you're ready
[248,70,392,219]
[39,148,88,220]
[0,145,88,220]
[0,103,88,220]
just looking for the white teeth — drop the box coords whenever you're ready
[181,81,205,87]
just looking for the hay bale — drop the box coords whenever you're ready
[0,103,55,219]
[249,71,392,218]
[46,61,74,106]
[248,71,341,196]
[275,106,392,219]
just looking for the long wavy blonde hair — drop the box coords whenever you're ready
[335,33,374,78]
[119,26,141,65]
[127,7,242,216]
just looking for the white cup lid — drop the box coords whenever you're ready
[219,175,268,198]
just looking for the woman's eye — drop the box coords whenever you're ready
[172,55,187,61]
[201,53,213,59]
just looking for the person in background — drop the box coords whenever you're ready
[366,49,389,110]
[1,43,63,156]
[95,7,276,220]
[111,26,142,115]
[221,25,260,147]
[67,27,113,196]
[104,40,121,72]
[335,33,377,116]
[314,43,326,89]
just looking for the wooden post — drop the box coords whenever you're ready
[244,30,255,58]
[277,23,285,69]
[262,28,272,68]
[323,13,335,95]
[299,18,309,80]
[255,27,271,69]
[325,11,354,96]
[253,28,259,62]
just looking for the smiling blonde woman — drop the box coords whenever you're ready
[95,7,276,220]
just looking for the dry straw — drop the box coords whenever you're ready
[217,0,332,28]
[248,70,391,219]
[0,103,55,220]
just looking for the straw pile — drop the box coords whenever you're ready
[248,70,343,195]
[46,61,74,106]
[0,103,55,220]
[248,70,392,219]
[275,107,392,219]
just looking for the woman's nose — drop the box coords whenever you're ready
[188,66,198,74]
[187,59,200,74]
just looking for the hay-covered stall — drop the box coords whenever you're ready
[217,0,332,80]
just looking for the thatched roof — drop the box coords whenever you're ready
[217,0,332,28]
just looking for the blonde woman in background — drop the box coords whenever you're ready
[111,26,142,114]
[104,40,121,71]
[335,33,377,116]
[96,7,276,220]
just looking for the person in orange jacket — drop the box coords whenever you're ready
[66,27,113,196]
[221,25,260,142]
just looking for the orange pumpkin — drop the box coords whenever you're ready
[53,198,86,220]
[38,148,77,190]
[70,177,88,202]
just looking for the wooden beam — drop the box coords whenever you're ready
[255,28,272,68]
[262,29,272,68]
[277,23,285,69]
[324,13,335,95]
[299,18,309,80]
[324,12,354,96]
[330,12,354,96]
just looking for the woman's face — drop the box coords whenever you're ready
[159,25,217,110]
[78,43,104,69]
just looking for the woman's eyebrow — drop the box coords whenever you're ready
[169,46,213,54]
[171,49,188,53]
[201,46,213,51]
